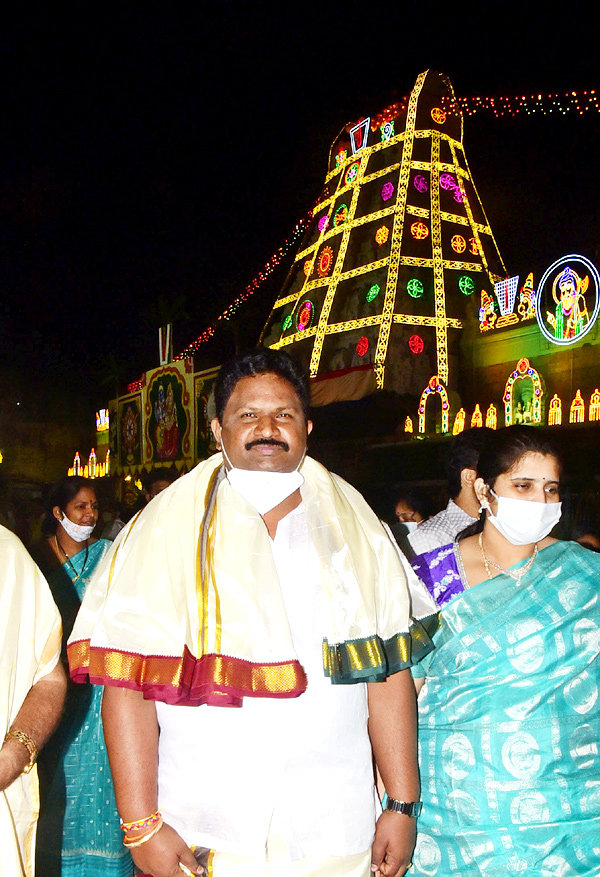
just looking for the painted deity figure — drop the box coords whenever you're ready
[479,289,497,331]
[155,382,180,460]
[547,266,589,340]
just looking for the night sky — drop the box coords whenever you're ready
[3,5,599,411]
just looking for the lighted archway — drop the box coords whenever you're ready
[590,390,600,422]
[548,394,562,426]
[418,376,449,434]
[452,408,466,435]
[471,405,483,428]
[504,358,543,426]
[570,390,585,423]
[485,404,497,429]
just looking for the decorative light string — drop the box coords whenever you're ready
[173,214,312,360]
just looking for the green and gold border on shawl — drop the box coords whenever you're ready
[323,613,439,683]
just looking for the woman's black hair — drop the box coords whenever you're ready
[457,426,562,541]
[41,476,96,537]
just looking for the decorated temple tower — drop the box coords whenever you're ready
[261,69,507,418]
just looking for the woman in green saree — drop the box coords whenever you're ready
[411,427,600,876]
[35,477,132,877]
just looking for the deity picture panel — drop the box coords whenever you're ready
[536,254,600,346]
[118,396,141,467]
[195,369,219,461]
[145,368,190,462]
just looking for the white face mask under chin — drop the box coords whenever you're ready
[59,515,95,542]
[481,488,562,546]
[402,521,419,533]
[221,441,305,516]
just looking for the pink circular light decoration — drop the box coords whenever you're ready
[297,300,314,332]
[439,173,457,191]
[356,336,369,357]
[381,182,394,201]
[452,187,464,203]
[413,175,428,193]
[408,334,424,354]
[318,215,329,232]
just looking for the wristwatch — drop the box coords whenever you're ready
[386,797,422,817]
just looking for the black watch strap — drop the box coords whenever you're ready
[386,797,423,817]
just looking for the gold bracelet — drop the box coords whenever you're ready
[123,816,164,848]
[4,729,38,774]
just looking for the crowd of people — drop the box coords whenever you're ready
[1,348,599,877]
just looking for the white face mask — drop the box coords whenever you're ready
[222,441,305,515]
[402,521,419,533]
[59,514,95,542]
[481,488,562,546]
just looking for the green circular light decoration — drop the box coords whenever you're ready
[459,275,475,295]
[366,283,380,302]
[333,204,348,227]
[282,314,292,331]
[407,278,424,298]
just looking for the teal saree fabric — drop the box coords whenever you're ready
[36,539,133,876]
[413,540,600,876]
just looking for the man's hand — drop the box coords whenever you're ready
[128,822,202,877]
[371,810,416,877]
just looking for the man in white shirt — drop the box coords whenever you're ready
[69,349,436,877]
[408,428,491,556]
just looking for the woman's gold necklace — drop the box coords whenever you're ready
[54,535,89,581]
[478,531,537,586]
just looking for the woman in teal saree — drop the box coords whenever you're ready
[35,477,132,877]
[411,427,600,876]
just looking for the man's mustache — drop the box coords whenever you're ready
[245,438,290,452]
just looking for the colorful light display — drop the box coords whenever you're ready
[296,300,314,332]
[452,408,466,435]
[334,204,349,227]
[408,334,424,354]
[548,394,562,426]
[381,182,395,201]
[504,358,543,426]
[451,235,466,254]
[418,376,449,434]
[471,404,483,428]
[407,279,424,298]
[570,390,585,423]
[375,226,389,245]
[350,118,370,154]
[413,175,428,193]
[356,336,369,356]
[410,221,429,240]
[318,246,334,277]
[404,415,413,433]
[536,255,600,346]
[458,275,475,295]
[590,390,600,422]
[485,404,497,429]
[366,283,380,302]
[263,70,506,396]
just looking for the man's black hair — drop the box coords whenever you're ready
[214,348,311,422]
[145,467,179,490]
[446,427,493,499]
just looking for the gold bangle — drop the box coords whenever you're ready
[4,729,38,774]
[123,816,164,848]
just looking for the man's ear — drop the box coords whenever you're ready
[211,417,222,449]
[306,420,313,437]
[461,467,477,489]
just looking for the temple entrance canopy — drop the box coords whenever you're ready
[262,69,506,403]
